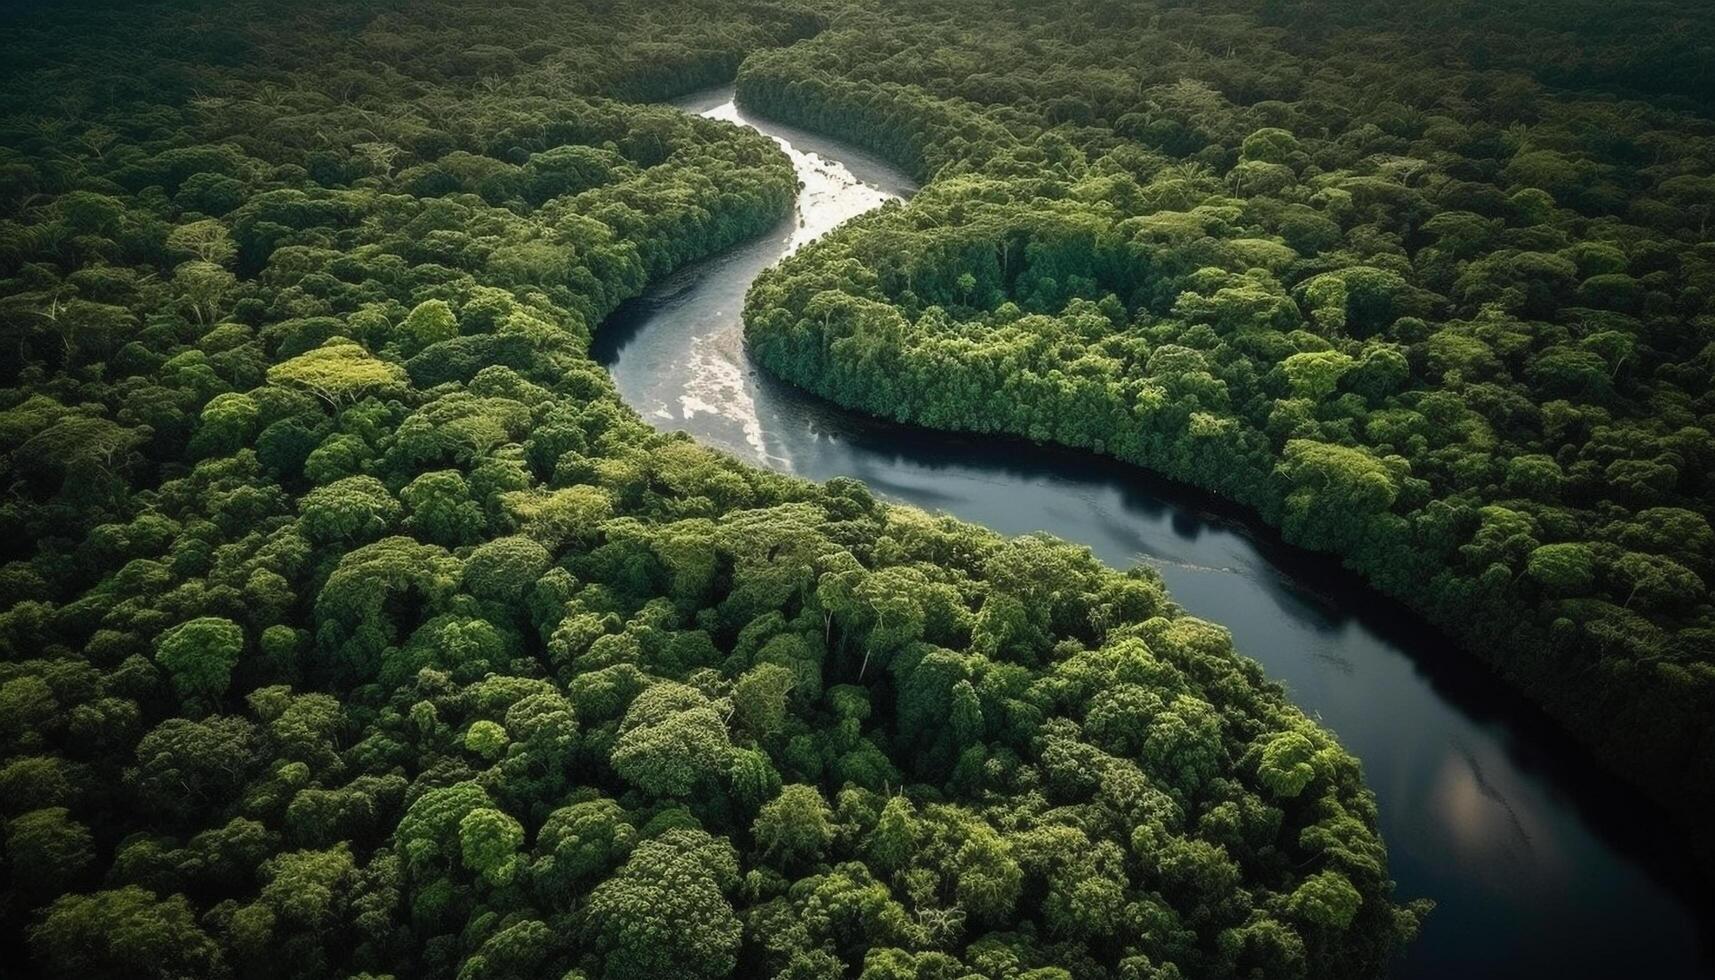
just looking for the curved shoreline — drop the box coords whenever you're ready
[732,63,1715,865]
[598,84,1714,978]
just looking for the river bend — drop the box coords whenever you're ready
[593,85,1713,979]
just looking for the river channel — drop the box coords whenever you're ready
[593,85,1713,979]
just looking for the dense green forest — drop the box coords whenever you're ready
[741,0,1715,855]
[0,1,1431,977]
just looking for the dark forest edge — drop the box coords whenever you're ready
[0,1,1426,978]
[736,0,1715,866]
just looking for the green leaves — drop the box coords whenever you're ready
[732,662,797,740]
[298,475,401,544]
[130,716,259,817]
[534,798,637,895]
[463,535,553,603]
[1257,731,1318,799]
[459,807,525,886]
[399,299,459,356]
[154,616,245,703]
[259,844,356,928]
[24,0,1693,975]
[4,808,94,897]
[314,536,463,682]
[585,830,742,980]
[268,343,407,407]
[463,720,509,760]
[951,822,1022,925]
[1139,694,1226,799]
[395,781,492,881]
[28,886,220,979]
[868,796,919,875]
[610,683,732,798]
[1281,350,1356,402]
[1276,440,1407,550]
[1526,542,1597,596]
[1288,870,1364,930]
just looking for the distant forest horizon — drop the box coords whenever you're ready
[1,1,1713,977]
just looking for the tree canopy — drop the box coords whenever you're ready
[737,0,1715,858]
[37,0,1715,972]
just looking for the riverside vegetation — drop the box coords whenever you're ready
[0,1,1429,978]
[741,0,1715,860]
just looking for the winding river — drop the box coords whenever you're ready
[594,86,1715,978]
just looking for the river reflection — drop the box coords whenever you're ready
[595,86,1714,978]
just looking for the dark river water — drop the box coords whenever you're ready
[594,86,1715,979]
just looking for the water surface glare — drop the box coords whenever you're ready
[594,86,1714,979]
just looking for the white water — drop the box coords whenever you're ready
[594,87,1713,979]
